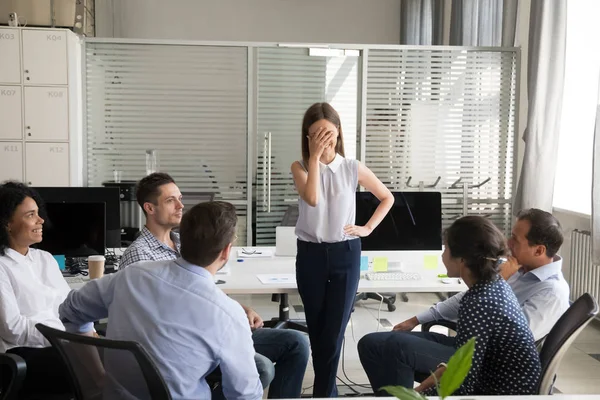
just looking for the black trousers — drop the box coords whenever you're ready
[4,346,72,399]
[296,238,361,397]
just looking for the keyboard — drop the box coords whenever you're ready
[63,276,89,284]
[365,272,421,281]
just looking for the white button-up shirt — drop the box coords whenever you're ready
[0,248,71,352]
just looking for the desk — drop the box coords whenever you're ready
[68,247,466,330]
[221,247,464,330]
[220,248,464,294]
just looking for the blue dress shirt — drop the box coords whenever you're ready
[59,258,263,400]
[416,256,569,341]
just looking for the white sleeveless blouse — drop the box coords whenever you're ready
[295,154,359,243]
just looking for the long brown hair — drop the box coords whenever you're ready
[301,102,345,166]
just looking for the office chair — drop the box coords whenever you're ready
[36,323,172,400]
[354,292,397,312]
[421,293,599,394]
[421,319,457,333]
[537,293,598,394]
[0,353,26,400]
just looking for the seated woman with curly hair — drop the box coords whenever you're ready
[0,181,81,398]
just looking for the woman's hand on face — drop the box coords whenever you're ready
[343,225,373,237]
[308,128,335,159]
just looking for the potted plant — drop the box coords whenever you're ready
[381,337,476,399]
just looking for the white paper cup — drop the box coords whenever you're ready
[88,255,106,279]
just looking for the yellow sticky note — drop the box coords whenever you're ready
[424,255,439,270]
[373,257,388,272]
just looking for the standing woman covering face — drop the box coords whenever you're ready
[291,103,394,397]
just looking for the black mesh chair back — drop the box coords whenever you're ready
[0,353,26,400]
[537,293,598,394]
[36,324,171,400]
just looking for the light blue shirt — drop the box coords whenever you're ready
[416,256,569,341]
[295,154,359,243]
[59,258,262,400]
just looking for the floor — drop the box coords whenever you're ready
[230,292,600,397]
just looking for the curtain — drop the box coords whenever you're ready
[513,0,567,213]
[593,73,600,265]
[400,0,445,45]
[450,0,519,46]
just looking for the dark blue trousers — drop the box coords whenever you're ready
[296,238,361,397]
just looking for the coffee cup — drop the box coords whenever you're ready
[88,255,106,279]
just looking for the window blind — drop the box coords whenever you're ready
[255,47,359,245]
[85,43,249,243]
[364,48,517,234]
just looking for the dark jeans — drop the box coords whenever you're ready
[296,238,361,398]
[3,346,72,399]
[210,328,310,399]
[253,328,310,398]
[357,331,456,396]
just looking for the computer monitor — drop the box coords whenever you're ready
[35,202,106,257]
[33,187,121,248]
[355,191,442,251]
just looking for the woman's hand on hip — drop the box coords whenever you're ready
[343,225,373,237]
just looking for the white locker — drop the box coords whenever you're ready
[0,28,21,84]
[0,86,22,140]
[0,142,24,182]
[22,30,68,85]
[25,143,69,186]
[24,86,69,141]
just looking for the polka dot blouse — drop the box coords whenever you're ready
[443,277,541,395]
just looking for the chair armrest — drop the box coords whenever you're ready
[0,353,27,400]
[421,320,458,332]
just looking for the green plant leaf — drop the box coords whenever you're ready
[380,386,428,400]
[438,337,476,399]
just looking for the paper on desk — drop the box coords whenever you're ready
[257,274,296,284]
[373,257,388,272]
[360,256,369,271]
[237,249,274,258]
[423,255,439,270]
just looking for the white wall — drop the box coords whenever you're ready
[95,0,402,44]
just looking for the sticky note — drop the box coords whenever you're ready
[53,255,66,271]
[373,257,388,272]
[424,255,439,270]
[360,256,369,271]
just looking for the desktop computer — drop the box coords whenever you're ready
[33,187,121,248]
[355,191,442,251]
[35,202,106,257]
[354,191,442,311]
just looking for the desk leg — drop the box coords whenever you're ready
[263,294,308,333]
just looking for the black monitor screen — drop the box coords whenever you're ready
[355,192,442,251]
[36,203,106,257]
[33,187,121,248]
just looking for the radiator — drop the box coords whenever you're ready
[569,230,600,302]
